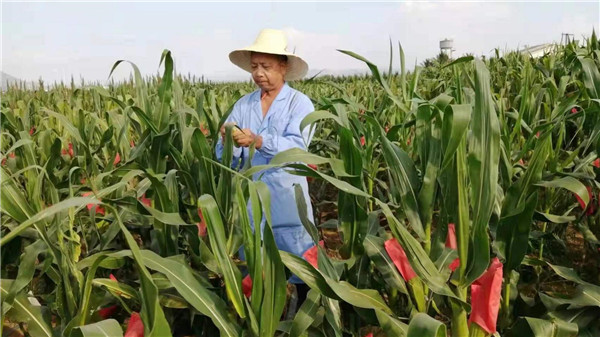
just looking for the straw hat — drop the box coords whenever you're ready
[229,29,308,81]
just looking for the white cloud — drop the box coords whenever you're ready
[3,2,598,83]
[398,1,439,14]
[386,1,596,65]
[282,27,355,73]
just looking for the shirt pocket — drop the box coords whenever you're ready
[268,110,290,136]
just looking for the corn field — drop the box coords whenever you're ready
[1,31,600,337]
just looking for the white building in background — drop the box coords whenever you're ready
[519,33,579,58]
[521,43,554,58]
[440,39,454,58]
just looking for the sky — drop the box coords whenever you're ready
[2,1,599,84]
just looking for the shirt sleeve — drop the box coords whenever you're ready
[215,100,243,165]
[257,93,315,158]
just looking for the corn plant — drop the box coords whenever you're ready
[1,30,599,337]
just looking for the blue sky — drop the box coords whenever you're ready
[2,1,598,83]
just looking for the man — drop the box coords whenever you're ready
[215,28,315,304]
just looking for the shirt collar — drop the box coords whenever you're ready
[253,82,290,102]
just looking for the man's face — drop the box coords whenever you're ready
[250,52,287,91]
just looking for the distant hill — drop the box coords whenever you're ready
[1,71,20,91]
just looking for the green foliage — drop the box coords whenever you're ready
[2,31,600,336]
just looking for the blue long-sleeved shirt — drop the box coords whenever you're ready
[215,82,315,233]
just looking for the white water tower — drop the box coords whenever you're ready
[440,39,454,58]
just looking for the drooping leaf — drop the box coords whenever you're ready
[289,290,322,337]
[536,177,590,209]
[407,313,447,337]
[1,197,99,247]
[76,319,124,337]
[376,310,408,337]
[511,316,578,337]
[1,279,55,337]
[279,251,392,314]
[363,235,408,294]
[138,250,241,337]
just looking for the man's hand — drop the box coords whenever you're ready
[233,128,262,149]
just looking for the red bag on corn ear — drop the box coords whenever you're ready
[469,257,503,335]
[363,333,373,337]
[197,209,207,237]
[124,312,144,337]
[302,241,325,268]
[593,158,600,168]
[98,305,118,319]
[62,144,74,158]
[82,192,105,215]
[200,125,209,136]
[575,186,595,216]
[384,238,417,282]
[242,275,253,298]
[445,223,460,272]
[139,194,152,208]
[113,153,121,166]
[307,164,318,183]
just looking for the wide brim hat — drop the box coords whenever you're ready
[229,29,308,81]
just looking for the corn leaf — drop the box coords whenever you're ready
[407,313,447,337]
[139,250,241,337]
[198,194,245,318]
[363,235,409,295]
[1,279,55,337]
[376,310,408,337]
[113,212,171,337]
[512,317,578,337]
[289,290,322,337]
[76,319,124,337]
[465,59,501,285]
